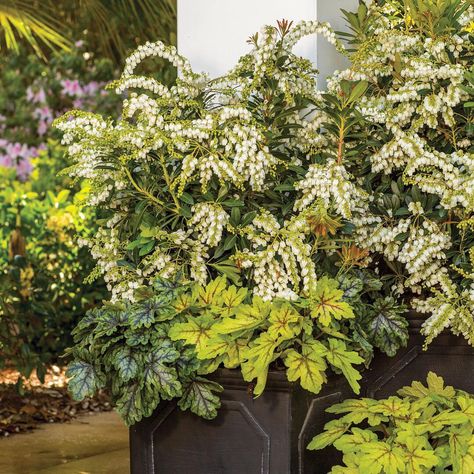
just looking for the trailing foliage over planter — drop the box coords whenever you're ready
[67,272,403,424]
[309,372,474,473]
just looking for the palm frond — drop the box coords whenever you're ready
[72,0,176,62]
[0,0,71,57]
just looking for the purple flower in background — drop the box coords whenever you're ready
[0,140,39,180]
[33,106,53,122]
[83,81,100,95]
[16,157,33,181]
[73,98,84,109]
[26,86,47,104]
[0,154,13,168]
[61,79,84,97]
[7,142,23,159]
[75,40,84,48]
[37,120,49,136]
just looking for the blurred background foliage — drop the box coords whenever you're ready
[0,0,177,383]
[0,0,176,62]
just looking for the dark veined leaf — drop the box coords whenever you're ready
[94,307,128,336]
[364,297,408,356]
[112,347,139,382]
[67,360,105,400]
[115,382,158,426]
[153,277,184,301]
[178,377,223,420]
[125,327,150,346]
[129,297,175,328]
[142,344,181,399]
[129,300,156,328]
[337,275,364,300]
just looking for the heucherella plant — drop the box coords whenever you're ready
[60,19,408,424]
[308,372,474,474]
[319,0,474,345]
[67,273,400,425]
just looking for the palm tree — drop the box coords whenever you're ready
[0,0,176,62]
[0,1,70,58]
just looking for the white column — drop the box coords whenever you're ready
[177,0,358,88]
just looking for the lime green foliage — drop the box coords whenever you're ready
[309,372,474,473]
[67,273,407,424]
[170,276,365,396]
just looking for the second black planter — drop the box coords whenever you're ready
[130,319,474,474]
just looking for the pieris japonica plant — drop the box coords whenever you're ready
[324,0,474,346]
[59,20,407,424]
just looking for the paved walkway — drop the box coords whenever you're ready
[0,411,129,474]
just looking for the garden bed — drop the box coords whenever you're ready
[0,367,112,437]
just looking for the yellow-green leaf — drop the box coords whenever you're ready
[458,396,474,424]
[241,333,280,396]
[213,300,269,334]
[307,419,351,450]
[218,285,248,315]
[310,277,354,326]
[168,315,213,352]
[284,347,327,394]
[327,398,387,426]
[398,372,455,399]
[197,276,227,305]
[369,396,411,418]
[268,303,301,340]
[359,442,406,474]
[325,338,363,394]
[449,425,473,473]
[403,436,439,474]
[333,427,378,453]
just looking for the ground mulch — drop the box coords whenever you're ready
[0,366,111,437]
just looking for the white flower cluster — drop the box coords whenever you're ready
[235,210,316,300]
[328,3,474,343]
[189,202,229,247]
[415,275,474,346]
[294,159,368,219]
[56,20,348,301]
[336,10,473,208]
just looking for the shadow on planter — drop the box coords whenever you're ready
[130,318,474,474]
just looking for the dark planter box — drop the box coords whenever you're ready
[130,318,474,474]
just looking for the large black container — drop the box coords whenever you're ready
[130,317,474,474]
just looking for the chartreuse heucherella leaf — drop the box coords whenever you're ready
[309,372,474,474]
[325,338,364,393]
[309,277,355,327]
[283,337,327,393]
[168,315,214,352]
